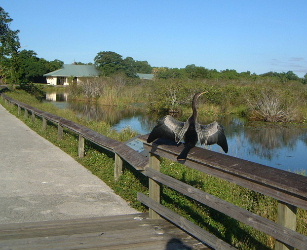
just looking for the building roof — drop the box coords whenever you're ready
[136,73,154,80]
[44,64,100,77]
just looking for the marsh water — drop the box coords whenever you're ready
[45,93,307,173]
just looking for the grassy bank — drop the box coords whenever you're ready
[1,88,307,249]
[51,77,307,123]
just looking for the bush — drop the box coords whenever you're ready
[246,89,298,122]
[17,83,45,101]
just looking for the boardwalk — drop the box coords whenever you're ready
[0,104,137,224]
[0,103,207,249]
[0,214,207,250]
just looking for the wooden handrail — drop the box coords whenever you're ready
[0,92,148,172]
[2,86,307,249]
[138,136,307,250]
[139,136,307,210]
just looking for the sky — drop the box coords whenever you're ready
[2,0,307,77]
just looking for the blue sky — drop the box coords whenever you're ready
[2,0,307,77]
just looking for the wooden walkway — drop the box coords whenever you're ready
[0,213,208,250]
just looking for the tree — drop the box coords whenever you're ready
[48,59,64,72]
[134,60,152,73]
[156,68,185,79]
[14,50,63,83]
[122,56,137,77]
[0,7,20,83]
[185,64,211,79]
[285,71,299,81]
[94,51,123,76]
[220,69,240,79]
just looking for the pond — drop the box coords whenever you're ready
[45,93,307,173]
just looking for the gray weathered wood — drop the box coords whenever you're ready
[148,153,161,219]
[138,193,236,250]
[275,201,298,250]
[42,117,47,130]
[57,123,63,139]
[114,153,123,181]
[78,134,85,158]
[31,111,35,122]
[0,213,208,250]
[144,167,307,250]
[24,109,28,119]
[114,143,148,171]
[141,137,307,210]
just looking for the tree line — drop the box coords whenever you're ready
[1,6,306,84]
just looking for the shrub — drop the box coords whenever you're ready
[246,89,298,122]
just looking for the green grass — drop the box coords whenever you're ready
[1,89,307,250]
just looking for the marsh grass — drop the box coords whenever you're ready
[47,77,307,123]
[2,88,307,249]
[246,89,299,122]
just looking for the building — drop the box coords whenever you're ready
[44,64,100,85]
[136,73,154,80]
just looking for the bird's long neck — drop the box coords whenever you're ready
[191,94,199,122]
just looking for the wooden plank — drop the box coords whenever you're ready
[42,117,47,130]
[57,123,63,139]
[78,134,85,158]
[114,153,123,181]
[114,143,148,171]
[138,192,236,250]
[0,213,208,250]
[0,214,146,240]
[31,111,35,122]
[275,201,298,250]
[140,136,307,210]
[24,109,28,119]
[0,214,143,234]
[144,167,307,250]
[149,153,161,219]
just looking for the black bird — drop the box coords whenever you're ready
[147,92,228,160]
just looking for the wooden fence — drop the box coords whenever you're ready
[1,87,307,250]
[0,90,148,180]
[137,137,307,250]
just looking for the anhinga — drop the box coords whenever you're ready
[147,92,228,160]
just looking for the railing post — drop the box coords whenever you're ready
[149,152,161,219]
[114,153,123,181]
[58,123,63,139]
[42,117,47,130]
[17,105,21,115]
[24,109,28,119]
[78,135,85,158]
[31,111,35,122]
[274,201,297,250]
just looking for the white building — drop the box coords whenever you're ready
[44,64,100,85]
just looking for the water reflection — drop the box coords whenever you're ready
[46,93,68,102]
[45,93,307,172]
[224,119,307,172]
[67,101,157,128]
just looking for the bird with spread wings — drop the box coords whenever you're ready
[147,92,228,160]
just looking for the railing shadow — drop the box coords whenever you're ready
[165,238,192,250]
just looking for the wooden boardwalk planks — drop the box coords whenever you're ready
[0,213,208,250]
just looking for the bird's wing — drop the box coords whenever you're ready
[147,115,184,143]
[196,121,228,153]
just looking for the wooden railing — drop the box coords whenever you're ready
[137,137,307,250]
[1,87,307,250]
[0,90,148,180]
